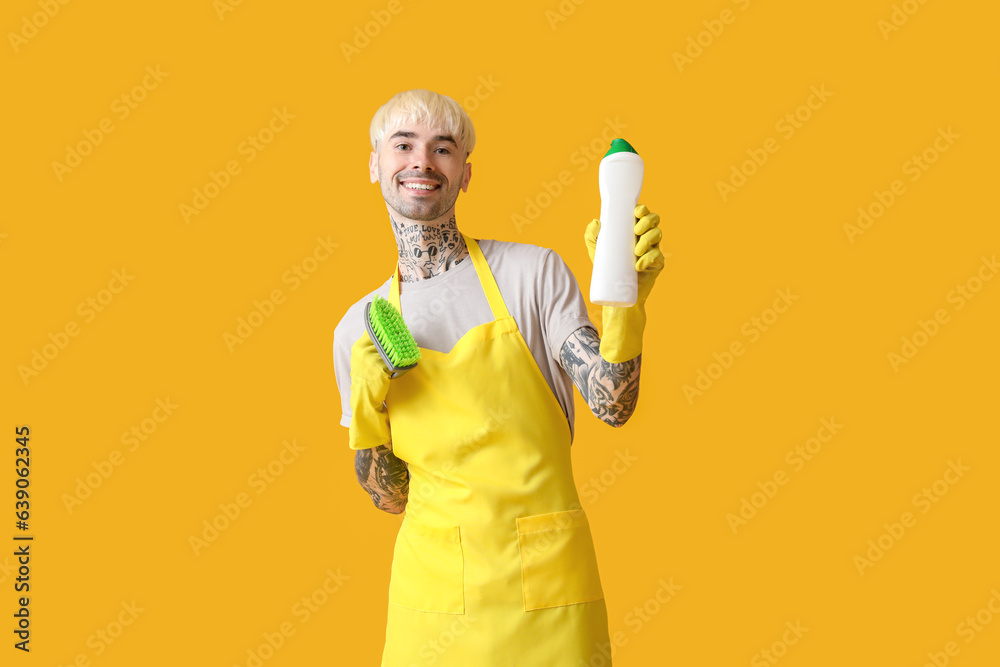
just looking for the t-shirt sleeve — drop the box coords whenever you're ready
[333,282,391,429]
[538,249,595,363]
[332,314,358,429]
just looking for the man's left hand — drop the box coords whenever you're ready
[585,203,666,303]
[584,203,667,364]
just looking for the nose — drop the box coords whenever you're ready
[408,146,438,172]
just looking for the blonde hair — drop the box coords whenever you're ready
[369,89,476,157]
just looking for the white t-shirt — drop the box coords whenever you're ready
[332,238,594,442]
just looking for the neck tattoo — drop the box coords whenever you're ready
[391,215,469,283]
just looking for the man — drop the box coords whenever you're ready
[332,89,664,666]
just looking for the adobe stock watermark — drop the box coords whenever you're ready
[511,116,628,234]
[727,417,843,534]
[516,447,638,587]
[51,66,168,182]
[844,126,959,243]
[404,436,635,533]
[878,0,932,40]
[458,74,500,114]
[544,0,588,30]
[401,271,477,333]
[8,0,72,54]
[340,0,415,62]
[920,588,1000,667]
[853,459,969,575]
[214,0,246,20]
[189,438,306,555]
[751,620,809,666]
[0,556,15,585]
[179,106,294,223]
[682,288,798,404]
[18,268,134,385]
[409,615,477,666]
[400,406,510,517]
[672,0,753,72]
[223,235,338,352]
[579,449,638,505]
[590,577,682,665]
[55,600,145,666]
[232,567,350,667]
[61,397,179,514]
[887,254,996,372]
[716,85,833,202]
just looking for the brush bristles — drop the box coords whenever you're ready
[369,296,420,368]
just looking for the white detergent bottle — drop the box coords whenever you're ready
[591,138,644,307]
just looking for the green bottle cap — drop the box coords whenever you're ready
[604,138,639,157]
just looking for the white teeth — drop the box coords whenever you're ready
[403,182,438,190]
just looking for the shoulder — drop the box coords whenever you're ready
[333,278,391,353]
[477,238,567,274]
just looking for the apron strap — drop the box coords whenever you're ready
[462,233,510,320]
[388,234,511,321]
[389,266,401,309]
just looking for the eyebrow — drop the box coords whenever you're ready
[388,130,457,147]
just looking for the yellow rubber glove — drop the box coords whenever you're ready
[585,204,665,363]
[348,331,393,450]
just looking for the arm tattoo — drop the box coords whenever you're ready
[390,214,467,283]
[354,444,410,514]
[560,326,641,427]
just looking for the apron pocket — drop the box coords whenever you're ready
[516,509,605,611]
[389,520,465,614]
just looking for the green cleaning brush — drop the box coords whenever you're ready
[365,295,421,377]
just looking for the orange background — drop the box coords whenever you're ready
[2,0,998,665]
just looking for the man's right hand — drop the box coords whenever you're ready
[348,331,393,450]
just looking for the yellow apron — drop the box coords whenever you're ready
[382,235,611,666]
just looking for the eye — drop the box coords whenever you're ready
[395,143,410,151]
[436,147,451,154]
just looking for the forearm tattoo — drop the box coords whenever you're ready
[560,326,641,427]
[390,215,467,282]
[354,444,410,514]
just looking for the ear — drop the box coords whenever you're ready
[369,150,378,184]
[460,161,472,193]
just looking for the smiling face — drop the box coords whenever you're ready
[369,121,472,224]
